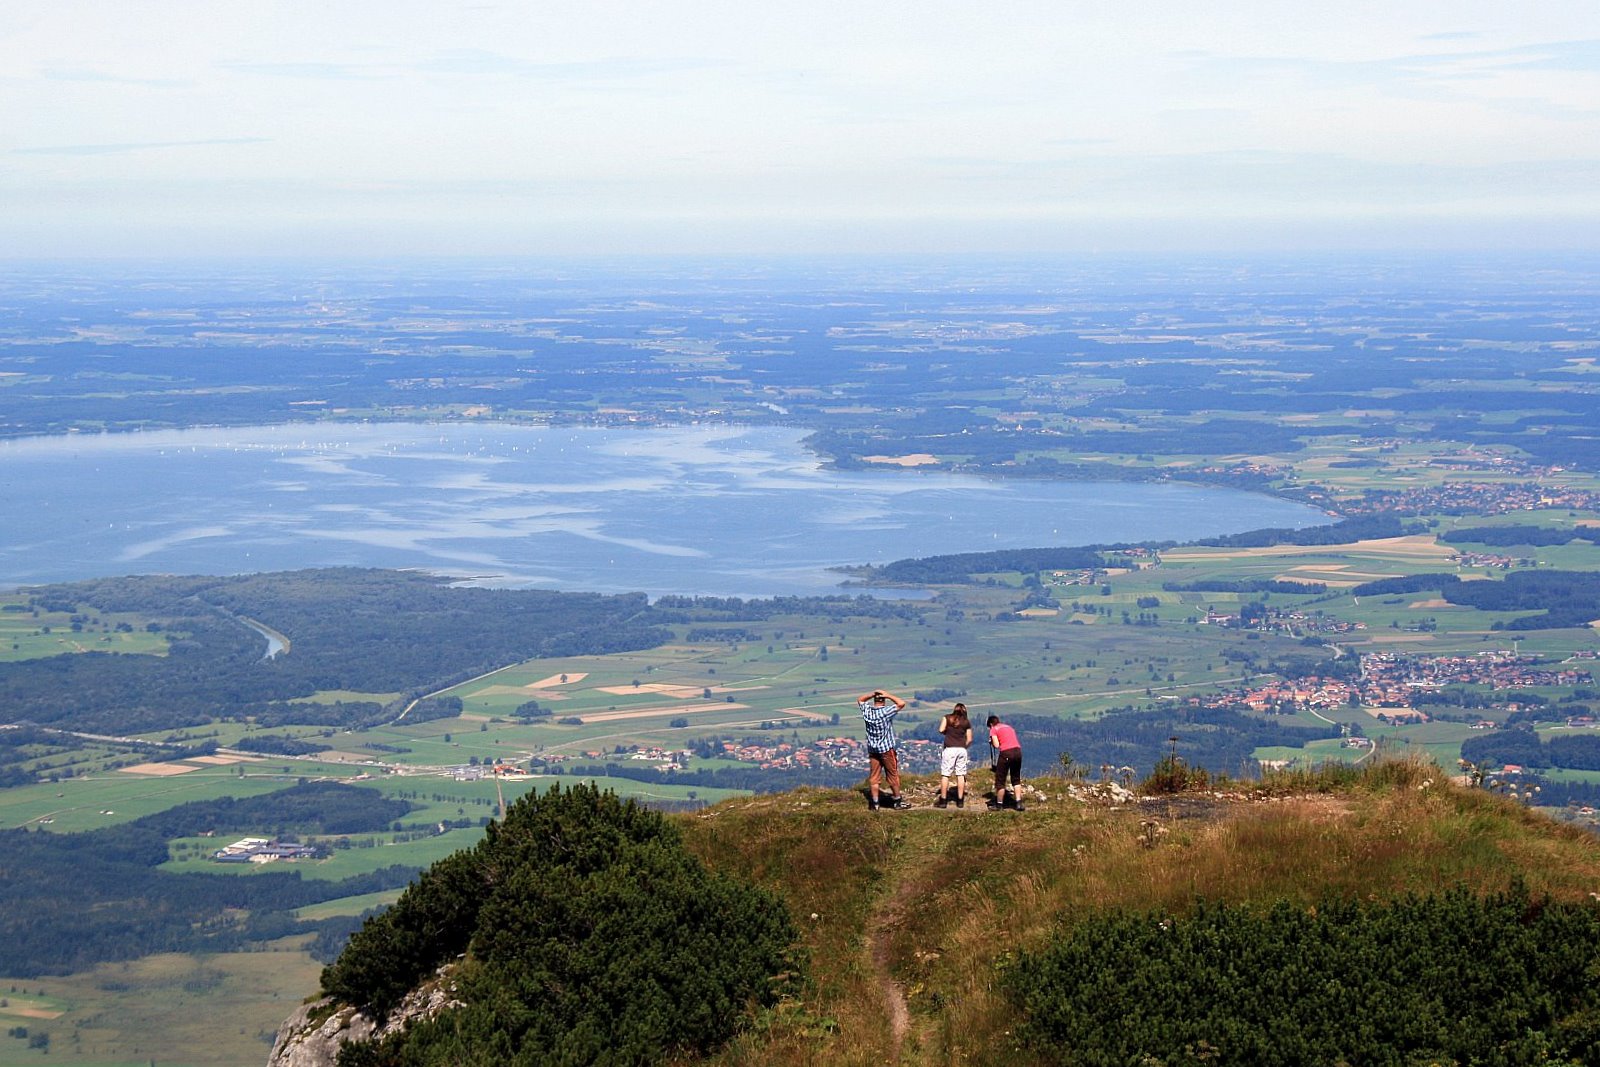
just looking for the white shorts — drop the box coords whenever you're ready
[940,747,970,777]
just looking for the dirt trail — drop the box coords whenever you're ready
[862,783,996,1061]
[867,876,914,1059]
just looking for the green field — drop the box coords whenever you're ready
[292,889,404,921]
[0,598,169,663]
[0,943,319,1067]
[0,770,314,832]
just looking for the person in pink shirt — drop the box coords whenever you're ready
[986,714,1024,811]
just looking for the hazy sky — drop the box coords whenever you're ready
[5,1,1600,257]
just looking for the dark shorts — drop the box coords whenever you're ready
[995,747,1022,787]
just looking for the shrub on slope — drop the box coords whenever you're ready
[322,782,801,1066]
[1008,883,1600,1066]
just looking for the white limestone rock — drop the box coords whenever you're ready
[266,971,460,1067]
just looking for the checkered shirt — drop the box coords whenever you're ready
[860,699,899,752]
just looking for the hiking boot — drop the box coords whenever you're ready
[1012,803,1026,812]
[889,797,912,810]
[985,799,1003,810]
[868,799,880,811]
[933,796,948,808]
[955,796,965,808]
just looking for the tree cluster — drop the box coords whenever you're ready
[1193,514,1417,549]
[1352,569,1600,630]
[1463,726,1600,775]
[1445,524,1600,548]
[232,733,332,756]
[650,593,920,623]
[324,783,800,1066]
[869,546,1104,584]
[1161,578,1327,594]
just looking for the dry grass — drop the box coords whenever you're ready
[684,792,905,1066]
[115,761,199,776]
[564,700,752,723]
[686,757,1600,1067]
[1161,534,1453,563]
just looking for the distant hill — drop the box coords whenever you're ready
[277,759,1600,1066]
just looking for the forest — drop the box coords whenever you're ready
[1161,579,1327,594]
[233,733,334,756]
[1462,725,1600,775]
[1190,514,1417,548]
[649,593,924,623]
[0,570,674,736]
[1445,524,1600,547]
[866,546,1105,584]
[1446,570,1600,630]
[0,781,417,976]
[1352,570,1600,630]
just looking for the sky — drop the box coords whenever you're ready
[4,1,1600,258]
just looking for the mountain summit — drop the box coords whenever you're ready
[274,761,1600,1065]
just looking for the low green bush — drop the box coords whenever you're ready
[1008,882,1600,1066]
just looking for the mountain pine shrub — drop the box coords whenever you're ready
[1006,882,1600,1065]
[323,782,801,1066]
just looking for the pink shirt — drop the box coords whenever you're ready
[990,723,1020,751]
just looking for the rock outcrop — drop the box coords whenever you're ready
[266,970,459,1067]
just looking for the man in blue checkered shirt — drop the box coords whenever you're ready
[859,689,911,810]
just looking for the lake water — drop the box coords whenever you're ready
[0,423,1326,597]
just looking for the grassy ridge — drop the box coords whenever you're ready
[686,759,1600,1066]
[12,761,1600,1066]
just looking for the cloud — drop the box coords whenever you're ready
[222,50,715,83]
[1492,38,1600,73]
[11,137,270,156]
[414,49,718,81]
[218,60,382,80]
[1186,37,1600,88]
[42,67,187,88]
[1175,37,1600,125]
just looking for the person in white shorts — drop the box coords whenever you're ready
[936,702,974,808]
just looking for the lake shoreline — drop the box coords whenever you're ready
[0,421,1328,599]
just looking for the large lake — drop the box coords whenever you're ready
[0,423,1326,597]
